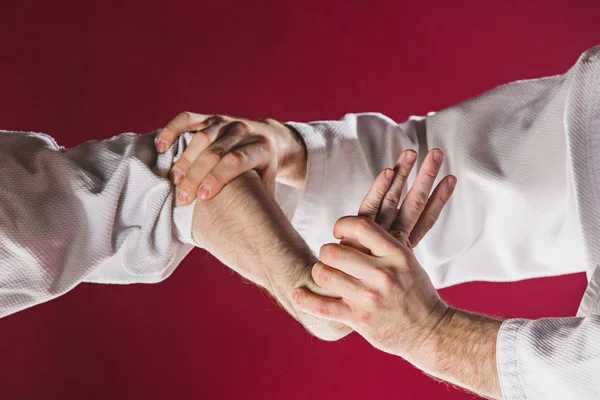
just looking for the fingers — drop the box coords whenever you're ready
[344,168,394,253]
[319,244,381,280]
[157,111,211,153]
[311,261,364,299]
[261,158,278,195]
[408,175,457,247]
[357,168,394,220]
[391,149,444,239]
[168,131,212,185]
[375,150,417,230]
[175,121,249,205]
[169,116,231,182]
[339,237,370,255]
[292,287,352,323]
[332,217,399,257]
[195,140,272,201]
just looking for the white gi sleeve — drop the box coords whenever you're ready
[497,316,600,399]
[495,46,600,400]
[281,75,586,290]
[280,45,600,400]
[0,130,198,318]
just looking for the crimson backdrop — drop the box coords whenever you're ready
[0,1,598,399]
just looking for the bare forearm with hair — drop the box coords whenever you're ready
[417,308,503,399]
[191,170,351,340]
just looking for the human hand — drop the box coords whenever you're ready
[292,149,457,362]
[341,148,456,252]
[156,112,307,204]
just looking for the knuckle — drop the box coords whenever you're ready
[186,166,206,185]
[179,177,199,193]
[205,115,223,125]
[374,186,387,198]
[438,191,451,204]
[395,169,410,181]
[294,291,305,306]
[207,147,226,163]
[425,170,438,180]
[358,216,376,232]
[225,150,247,168]
[357,311,372,326]
[204,171,224,186]
[364,288,382,308]
[261,137,274,152]
[229,120,250,134]
[191,130,211,146]
[319,245,330,261]
[375,268,395,289]
[173,157,191,171]
[396,251,409,265]
[422,217,437,232]
[322,244,341,261]
[178,111,193,123]
[411,196,428,214]
[317,306,333,317]
[361,201,379,216]
[312,264,331,286]
[383,192,401,207]
[259,117,277,126]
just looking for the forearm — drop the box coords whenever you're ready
[276,122,307,190]
[418,308,503,399]
[0,130,196,318]
[191,169,351,340]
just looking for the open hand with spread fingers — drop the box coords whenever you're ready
[292,148,457,364]
[341,148,456,252]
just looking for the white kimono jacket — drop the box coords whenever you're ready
[1,45,600,400]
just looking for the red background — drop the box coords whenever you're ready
[0,1,598,399]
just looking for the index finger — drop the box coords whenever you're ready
[392,149,444,235]
[334,216,399,257]
[342,168,394,253]
[157,111,211,153]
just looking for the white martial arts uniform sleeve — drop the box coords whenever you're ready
[0,130,198,318]
[280,71,587,289]
[277,112,416,261]
[277,46,600,399]
[497,317,600,399]
[494,46,600,400]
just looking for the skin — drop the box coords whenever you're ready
[292,150,503,399]
[160,112,502,397]
[189,168,349,340]
[187,145,456,341]
[157,112,307,204]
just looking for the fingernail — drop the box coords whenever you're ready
[156,139,167,153]
[384,169,394,180]
[176,188,189,204]
[405,151,417,163]
[170,168,184,185]
[447,176,457,189]
[198,184,211,200]
[432,150,444,163]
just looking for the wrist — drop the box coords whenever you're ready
[406,301,455,369]
[276,122,307,189]
[266,257,353,341]
[413,305,457,371]
[418,307,503,399]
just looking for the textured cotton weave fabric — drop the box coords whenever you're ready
[1,46,600,399]
[0,131,198,314]
[283,46,600,399]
